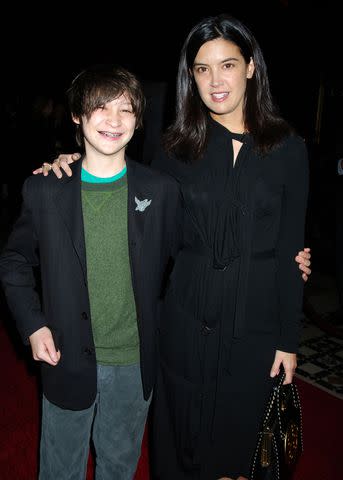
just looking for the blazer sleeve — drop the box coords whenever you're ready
[0,178,47,344]
[276,137,309,353]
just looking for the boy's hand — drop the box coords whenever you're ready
[29,326,61,366]
[32,153,81,178]
[295,247,311,282]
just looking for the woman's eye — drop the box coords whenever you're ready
[195,66,207,74]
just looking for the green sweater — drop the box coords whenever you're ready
[81,169,139,365]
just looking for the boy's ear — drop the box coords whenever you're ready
[72,114,80,125]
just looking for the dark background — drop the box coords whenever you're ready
[2,1,340,144]
[1,1,341,272]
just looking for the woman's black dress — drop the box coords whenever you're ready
[151,119,308,479]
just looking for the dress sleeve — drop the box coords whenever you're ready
[0,178,46,343]
[276,137,309,353]
[151,143,185,256]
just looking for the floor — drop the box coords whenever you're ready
[298,272,343,399]
[297,318,343,398]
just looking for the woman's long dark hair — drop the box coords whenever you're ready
[164,14,292,161]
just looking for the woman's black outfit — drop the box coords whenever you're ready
[151,119,309,479]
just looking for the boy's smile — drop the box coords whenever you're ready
[73,94,137,162]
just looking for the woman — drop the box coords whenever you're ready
[149,14,309,480]
[36,15,311,479]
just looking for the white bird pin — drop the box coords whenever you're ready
[135,196,152,212]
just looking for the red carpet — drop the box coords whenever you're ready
[0,321,342,479]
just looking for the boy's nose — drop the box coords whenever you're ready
[106,114,121,127]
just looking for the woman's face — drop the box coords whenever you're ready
[192,38,254,126]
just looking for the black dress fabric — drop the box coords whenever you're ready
[151,118,309,479]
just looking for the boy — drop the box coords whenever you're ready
[0,65,181,479]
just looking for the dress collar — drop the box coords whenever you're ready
[208,116,248,143]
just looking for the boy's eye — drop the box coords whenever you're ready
[223,63,234,69]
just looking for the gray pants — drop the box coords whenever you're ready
[39,363,151,480]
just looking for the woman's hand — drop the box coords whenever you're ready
[270,350,297,385]
[32,153,81,178]
[295,247,311,282]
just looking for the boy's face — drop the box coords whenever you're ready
[73,94,136,159]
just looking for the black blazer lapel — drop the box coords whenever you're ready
[126,158,155,292]
[54,161,87,285]
[126,158,153,246]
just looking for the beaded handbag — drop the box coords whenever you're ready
[249,368,303,480]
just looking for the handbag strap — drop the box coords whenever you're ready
[261,369,285,429]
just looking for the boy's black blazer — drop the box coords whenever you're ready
[0,159,181,409]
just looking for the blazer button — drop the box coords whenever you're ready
[81,312,88,320]
[83,347,93,355]
[201,323,215,335]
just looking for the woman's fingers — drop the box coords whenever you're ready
[270,357,281,378]
[32,153,80,176]
[52,153,80,177]
[42,163,53,177]
[51,161,63,179]
[283,364,296,385]
[71,152,81,162]
[271,350,297,384]
[295,249,311,282]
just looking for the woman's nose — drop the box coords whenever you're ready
[210,70,223,87]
